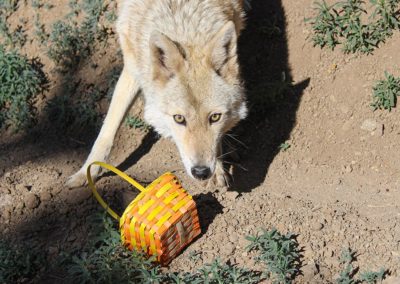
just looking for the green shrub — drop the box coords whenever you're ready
[46,0,111,71]
[336,248,386,284]
[0,46,46,130]
[125,115,149,131]
[246,228,301,284]
[307,0,400,53]
[0,240,45,283]
[371,71,400,111]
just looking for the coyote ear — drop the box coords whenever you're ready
[209,21,238,79]
[149,31,184,84]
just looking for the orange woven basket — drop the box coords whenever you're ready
[86,161,201,265]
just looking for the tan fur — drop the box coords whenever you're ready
[66,0,247,188]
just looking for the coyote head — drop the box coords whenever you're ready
[144,21,247,180]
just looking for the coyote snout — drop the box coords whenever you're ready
[66,0,248,189]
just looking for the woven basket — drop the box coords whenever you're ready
[86,161,201,265]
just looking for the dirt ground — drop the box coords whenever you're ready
[1,0,400,283]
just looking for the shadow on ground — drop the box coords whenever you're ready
[229,0,309,192]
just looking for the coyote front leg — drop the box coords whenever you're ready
[66,68,139,188]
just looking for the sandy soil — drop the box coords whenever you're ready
[1,0,399,283]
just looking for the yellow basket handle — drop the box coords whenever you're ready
[86,161,146,220]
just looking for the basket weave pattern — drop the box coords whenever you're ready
[86,161,201,265]
[120,173,201,264]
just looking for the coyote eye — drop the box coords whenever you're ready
[209,113,222,124]
[173,114,186,125]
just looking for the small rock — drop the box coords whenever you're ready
[39,190,52,202]
[226,191,239,200]
[221,242,235,255]
[228,233,239,243]
[302,261,319,280]
[361,119,378,132]
[15,184,29,192]
[312,222,324,231]
[24,193,40,209]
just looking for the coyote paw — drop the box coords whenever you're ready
[65,171,88,188]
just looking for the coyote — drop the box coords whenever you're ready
[66,0,248,188]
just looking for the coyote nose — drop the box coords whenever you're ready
[191,166,211,180]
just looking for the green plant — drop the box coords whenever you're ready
[359,268,386,283]
[46,94,101,133]
[336,248,356,284]
[249,71,293,112]
[0,0,19,15]
[106,66,122,100]
[63,214,162,284]
[166,259,261,284]
[279,142,291,152]
[371,71,400,110]
[307,0,342,49]
[0,46,46,130]
[126,115,149,130]
[0,240,45,283]
[47,20,90,70]
[308,0,400,53]
[46,0,113,71]
[336,248,386,284]
[246,228,301,284]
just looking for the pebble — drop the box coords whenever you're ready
[312,222,324,231]
[39,190,52,202]
[221,242,235,255]
[24,193,40,209]
[361,119,378,132]
[15,184,29,192]
[302,261,319,280]
[226,191,239,200]
[228,233,239,243]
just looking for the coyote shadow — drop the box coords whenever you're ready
[229,0,309,192]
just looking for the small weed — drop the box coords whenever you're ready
[359,268,386,283]
[0,46,46,130]
[30,0,42,9]
[46,0,113,71]
[371,71,400,111]
[46,94,101,133]
[308,0,400,53]
[279,142,291,152]
[61,213,162,284]
[0,0,19,15]
[306,0,342,49]
[34,14,48,44]
[336,248,387,284]
[249,71,293,112]
[106,66,122,100]
[165,259,261,284]
[47,20,90,71]
[246,228,301,284]
[126,115,149,131]
[0,240,45,283]
[336,248,357,284]
[0,20,27,48]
